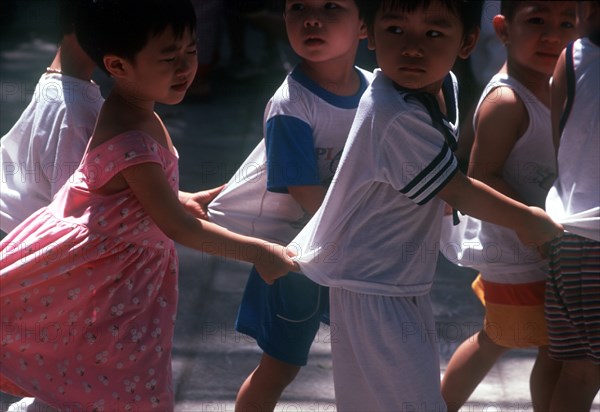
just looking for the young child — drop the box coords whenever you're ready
[0,0,296,411]
[207,1,371,409]
[439,2,576,411]
[289,0,564,410]
[545,1,600,410]
[0,0,103,236]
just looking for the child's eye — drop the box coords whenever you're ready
[386,26,403,35]
[161,57,176,63]
[186,48,197,55]
[324,2,339,10]
[561,21,575,29]
[288,2,304,12]
[427,30,442,38]
[527,17,544,25]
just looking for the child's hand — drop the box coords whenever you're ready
[516,206,563,248]
[180,184,225,220]
[254,243,298,285]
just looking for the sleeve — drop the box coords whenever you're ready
[379,111,458,205]
[83,132,164,189]
[265,114,320,193]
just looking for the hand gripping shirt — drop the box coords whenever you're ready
[291,69,459,296]
[208,66,372,244]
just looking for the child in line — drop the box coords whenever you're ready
[0,1,296,410]
[207,0,371,409]
[545,1,600,410]
[440,2,576,411]
[0,0,103,236]
[289,0,563,410]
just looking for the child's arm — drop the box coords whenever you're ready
[288,185,328,215]
[468,86,527,202]
[438,172,562,247]
[122,164,295,283]
[550,49,568,156]
[179,184,225,220]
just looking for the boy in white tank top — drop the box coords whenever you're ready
[440,2,577,411]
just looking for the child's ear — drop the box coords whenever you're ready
[103,55,128,78]
[458,27,480,59]
[367,28,376,50]
[492,14,509,45]
[358,21,368,40]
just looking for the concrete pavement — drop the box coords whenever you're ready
[1,2,598,410]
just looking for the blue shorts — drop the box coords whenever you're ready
[235,267,329,366]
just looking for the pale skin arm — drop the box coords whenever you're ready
[438,172,563,248]
[121,164,295,284]
[178,184,225,220]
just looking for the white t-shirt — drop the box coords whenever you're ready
[546,37,600,241]
[291,69,459,297]
[440,74,555,282]
[208,66,372,244]
[1,72,103,233]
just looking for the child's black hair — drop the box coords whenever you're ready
[281,0,368,19]
[500,0,522,21]
[59,0,78,36]
[362,0,483,35]
[75,0,196,75]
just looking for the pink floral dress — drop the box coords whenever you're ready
[1,131,179,411]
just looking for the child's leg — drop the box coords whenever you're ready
[235,269,328,411]
[529,345,562,412]
[235,353,301,412]
[549,359,600,412]
[330,288,445,411]
[441,330,509,411]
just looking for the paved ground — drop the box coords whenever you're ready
[1,2,598,411]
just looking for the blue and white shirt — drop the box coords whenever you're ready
[292,69,459,296]
[208,65,372,244]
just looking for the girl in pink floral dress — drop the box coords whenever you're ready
[0,1,296,410]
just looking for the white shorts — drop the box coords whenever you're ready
[330,288,446,412]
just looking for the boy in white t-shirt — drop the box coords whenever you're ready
[290,0,563,410]
[208,0,371,409]
[0,0,103,236]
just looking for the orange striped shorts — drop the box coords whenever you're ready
[473,274,549,348]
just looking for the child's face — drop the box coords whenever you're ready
[284,0,367,64]
[124,26,198,105]
[497,1,576,76]
[367,1,477,94]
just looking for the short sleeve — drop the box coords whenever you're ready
[82,132,165,189]
[379,112,458,205]
[265,115,320,193]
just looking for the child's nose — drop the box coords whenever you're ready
[541,26,563,43]
[303,11,322,28]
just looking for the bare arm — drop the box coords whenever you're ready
[288,185,328,216]
[469,86,528,202]
[179,184,225,220]
[438,172,563,247]
[122,164,295,283]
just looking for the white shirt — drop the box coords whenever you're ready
[1,72,103,233]
[291,69,459,297]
